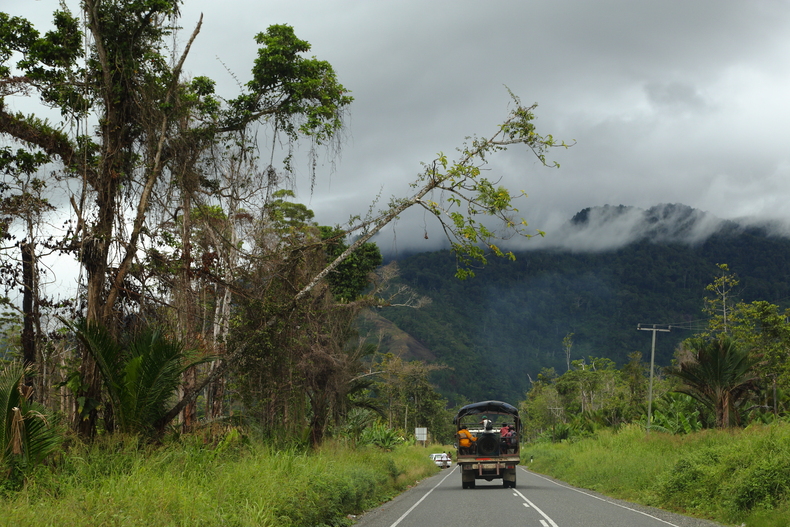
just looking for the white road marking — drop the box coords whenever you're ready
[540,520,549,527]
[513,489,560,527]
[522,468,684,527]
[387,466,457,527]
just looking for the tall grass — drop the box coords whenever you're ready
[1,433,439,527]
[524,422,790,527]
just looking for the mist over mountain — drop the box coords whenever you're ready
[375,202,790,258]
[369,204,790,405]
[524,202,790,252]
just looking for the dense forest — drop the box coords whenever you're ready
[371,204,790,405]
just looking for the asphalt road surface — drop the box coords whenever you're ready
[353,465,728,527]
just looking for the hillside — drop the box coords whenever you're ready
[371,204,790,405]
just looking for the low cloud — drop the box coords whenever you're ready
[373,202,764,259]
[521,203,790,253]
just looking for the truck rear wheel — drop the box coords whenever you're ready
[502,468,517,488]
[461,468,476,489]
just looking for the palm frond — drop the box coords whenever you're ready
[671,336,758,427]
[0,363,23,462]
[0,362,62,473]
[66,320,215,435]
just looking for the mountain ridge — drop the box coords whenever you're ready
[371,204,790,405]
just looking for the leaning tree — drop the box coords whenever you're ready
[1,1,567,439]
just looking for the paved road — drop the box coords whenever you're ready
[353,465,728,527]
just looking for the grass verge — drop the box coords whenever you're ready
[523,422,790,527]
[1,434,440,527]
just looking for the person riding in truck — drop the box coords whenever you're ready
[499,423,513,454]
[479,415,493,430]
[457,424,477,454]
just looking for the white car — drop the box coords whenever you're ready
[430,453,452,468]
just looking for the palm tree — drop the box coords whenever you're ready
[670,336,757,428]
[71,321,211,436]
[0,363,61,480]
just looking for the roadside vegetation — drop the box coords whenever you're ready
[525,422,790,527]
[520,265,790,527]
[1,432,439,527]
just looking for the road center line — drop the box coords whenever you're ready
[513,489,560,527]
[388,466,457,527]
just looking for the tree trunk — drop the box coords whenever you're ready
[20,241,42,403]
[178,189,198,431]
[21,242,36,368]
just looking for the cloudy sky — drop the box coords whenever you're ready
[17,0,790,256]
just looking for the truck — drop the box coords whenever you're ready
[453,400,521,489]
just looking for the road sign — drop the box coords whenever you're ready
[415,427,427,441]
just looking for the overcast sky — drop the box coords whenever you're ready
[16,0,790,256]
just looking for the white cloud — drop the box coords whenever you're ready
[13,0,790,256]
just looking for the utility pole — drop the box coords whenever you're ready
[637,324,671,434]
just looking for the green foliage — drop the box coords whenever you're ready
[269,189,316,229]
[655,426,790,522]
[519,368,562,441]
[670,335,758,428]
[0,363,61,486]
[521,357,654,442]
[228,24,353,141]
[3,0,570,446]
[360,422,403,451]
[336,408,379,446]
[412,96,567,280]
[227,199,382,446]
[658,448,723,509]
[670,264,790,429]
[69,321,210,436]
[0,436,436,526]
[1,9,84,110]
[320,226,383,302]
[527,422,790,526]
[719,300,790,416]
[0,148,49,178]
[366,354,453,444]
[702,263,740,335]
[650,393,702,434]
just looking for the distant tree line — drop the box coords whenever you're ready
[520,263,790,440]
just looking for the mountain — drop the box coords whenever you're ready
[370,204,790,405]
